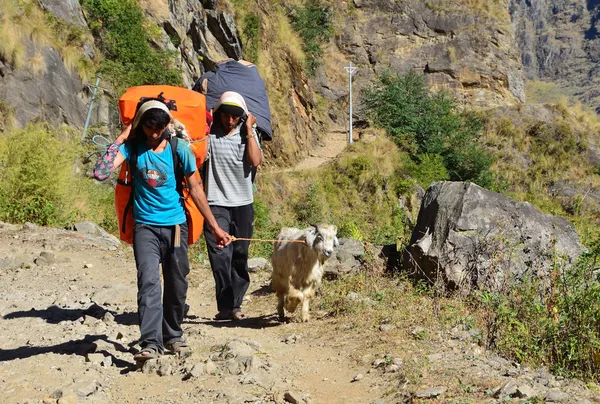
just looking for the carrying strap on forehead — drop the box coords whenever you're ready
[132,100,172,129]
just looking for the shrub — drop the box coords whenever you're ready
[289,1,333,74]
[363,71,495,187]
[478,239,600,380]
[0,123,114,228]
[81,0,182,95]
[242,13,261,64]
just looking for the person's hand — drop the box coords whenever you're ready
[246,112,257,127]
[213,227,232,248]
[116,124,133,144]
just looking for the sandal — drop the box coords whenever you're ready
[165,339,190,353]
[231,310,247,321]
[214,309,247,321]
[133,346,160,363]
[214,310,233,321]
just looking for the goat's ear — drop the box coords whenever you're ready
[334,236,340,248]
[305,227,317,246]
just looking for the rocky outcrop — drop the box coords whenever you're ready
[318,0,525,123]
[403,181,583,291]
[0,46,89,130]
[39,0,87,27]
[510,0,600,111]
[1,0,324,166]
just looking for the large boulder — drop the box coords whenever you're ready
[403,182,584,291]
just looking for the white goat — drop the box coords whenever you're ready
[271,224,339,322]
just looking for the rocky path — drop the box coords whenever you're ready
[264,127,349,174]
[1,222,600,403]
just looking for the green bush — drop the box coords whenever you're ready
[0,123,115,228]
[404,153,450,189]
[81,0,182,95]
[478,240,600,380]
[289,1,333,74]
[242,13,260,64]
[363,71,495,187]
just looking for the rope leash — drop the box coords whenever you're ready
[231,236,307,245]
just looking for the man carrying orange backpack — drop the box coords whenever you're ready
[94,100,231,362]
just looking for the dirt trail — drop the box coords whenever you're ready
[265,127,349,174]
[2,224,600,403]
[0,224,379,403]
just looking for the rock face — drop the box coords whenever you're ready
[0,45,90,130]
[403,182,584,290]
[510,0,600,110]
[39,0,87,26]
[319,0,525,123]
[1,0,325,166]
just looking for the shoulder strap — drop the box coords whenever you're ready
[170,137,184,197]
[122,141,138,234]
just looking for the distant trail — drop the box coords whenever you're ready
[264,127,348,174]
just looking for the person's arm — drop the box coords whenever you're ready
[186,172,232,248]
[244,113,262,167]
[93,124,132,180]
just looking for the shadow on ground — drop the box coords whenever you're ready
[3,304,137,326]
[187,314,282,329]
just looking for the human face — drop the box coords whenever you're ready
[142,123,167,146]
[220,112,241,133]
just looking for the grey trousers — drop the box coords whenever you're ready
[204,204,253,312]
[133,222,189,351]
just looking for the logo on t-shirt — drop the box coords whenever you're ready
[141,168,167,187]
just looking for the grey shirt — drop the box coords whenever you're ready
[205,122,260,207]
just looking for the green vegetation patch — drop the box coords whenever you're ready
[363,71,495,189]
[81,0,182,95]
[251,137,416,259]
[0,123,115,229]
[241,13,261,64]
[289,0,333,75]
[477,240,600,380]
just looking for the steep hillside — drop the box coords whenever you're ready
[510,0,600,111]
[0,0,325,166]
[316,0,526,124]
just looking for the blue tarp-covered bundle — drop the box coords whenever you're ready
[194,60,273,140]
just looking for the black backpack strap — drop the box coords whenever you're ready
[170,137,185,198]
[121,141,138,234]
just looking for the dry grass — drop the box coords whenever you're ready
[26,52,47,77]
[0,12,26,68]
[425,0,509,24]
[0,0,99,78]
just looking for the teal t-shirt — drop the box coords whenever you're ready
[119,139,197,226]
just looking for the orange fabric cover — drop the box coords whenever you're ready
[115,85,208,245]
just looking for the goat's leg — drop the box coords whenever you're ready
[301,294,310,322]
[277,293,285,321]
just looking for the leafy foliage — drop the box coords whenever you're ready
[289,1,333,74]
[478,239,600,380]
[363,71,494,187]
[241,13,261,64]
[0,123,114,228]
[81,0,182,95]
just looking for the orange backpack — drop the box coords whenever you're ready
[115,85,209,245]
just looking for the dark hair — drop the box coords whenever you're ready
[218,104,245,117]
[139,109,171,129]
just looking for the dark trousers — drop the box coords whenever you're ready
[133,222,189,351]
[204,204,253,312]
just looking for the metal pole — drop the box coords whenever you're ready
[344,62,358,144]
[349,68,353,144]
[81,74,101,142]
